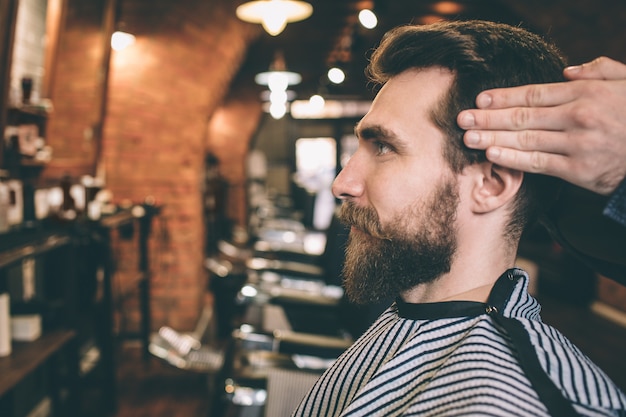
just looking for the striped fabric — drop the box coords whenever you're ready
[292,269,626,416]
[266,368,324,417]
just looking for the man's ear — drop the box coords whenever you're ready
[468,162,523,214]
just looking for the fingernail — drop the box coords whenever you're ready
[564,65,581,75]
[465,131,480,145]
[476,93,492,108]
[459,112,475,128]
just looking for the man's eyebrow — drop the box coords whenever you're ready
[354,123,396,141]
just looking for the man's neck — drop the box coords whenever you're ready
[400,244,518,304]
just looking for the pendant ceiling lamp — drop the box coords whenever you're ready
[255,51,301,91]
[236,0,313,36]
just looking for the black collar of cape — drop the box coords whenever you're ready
[395,268,525,320]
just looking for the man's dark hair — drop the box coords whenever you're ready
[366,20,567,241]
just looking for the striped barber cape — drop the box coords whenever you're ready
[292,269,626,417]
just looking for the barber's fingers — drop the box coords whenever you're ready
[564,56,626,81]
[471,81,582,110]
[463,129,568,154]
[458,105,573,131]
[483,146,571,179]
[468,59,626,111]
[487,147,583,186]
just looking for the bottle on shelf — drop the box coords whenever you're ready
[0,292,11,357]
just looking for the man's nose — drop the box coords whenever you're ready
[332,153,364,201]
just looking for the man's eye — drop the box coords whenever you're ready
[374,141,391,155]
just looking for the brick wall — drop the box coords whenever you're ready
[45,0,105,171]
[207,82,263,232]
[102,0,259,331]
[48,0,261,332]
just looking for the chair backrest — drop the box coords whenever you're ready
[265,368,322,417]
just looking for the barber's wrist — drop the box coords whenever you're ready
[603,177,626,227]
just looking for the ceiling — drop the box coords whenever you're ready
[233,0,539,103]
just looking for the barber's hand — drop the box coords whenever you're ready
[458,56,626,196]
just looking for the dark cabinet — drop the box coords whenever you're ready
[0,229,80,417]
[0,205,157,417]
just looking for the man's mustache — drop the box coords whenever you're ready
[338,202,390,240]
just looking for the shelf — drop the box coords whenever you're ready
[0,329,75,396]
[0,233,71,268]
[7,105,49,120]
[98,209,139,228]
[16,158,48,168]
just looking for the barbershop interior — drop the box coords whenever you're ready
[0,0,625,416]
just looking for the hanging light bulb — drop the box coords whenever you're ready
[358,9,378,29]
[269,102,287,119]
[267,72,290,91]
[308,94,325,113]
[111,31,135,51]
[327,67,346,84]
[111,0,135,51]
[269,89,289,104]
[236,0,313,36]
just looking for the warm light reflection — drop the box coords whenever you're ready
[432,1,465,15]
[416,15,447,25]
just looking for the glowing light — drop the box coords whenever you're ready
[308,94,325,113]
[240,285,258,297]
[269,102,287,119]
[269,89,288,104]
[327,67,345,84]
[110,31,135,51]
[236,0,313,36]
[358,9,378,29]
[255,70,301,90]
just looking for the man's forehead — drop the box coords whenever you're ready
[356,68,453,136]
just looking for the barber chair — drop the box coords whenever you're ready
[149,302,226,372]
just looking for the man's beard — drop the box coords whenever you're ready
[338,178,460,305]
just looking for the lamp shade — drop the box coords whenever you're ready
[255,71,301,90]
[236,0,313,36]
[255,50,302,90]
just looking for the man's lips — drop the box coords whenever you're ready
[350,225,374,237]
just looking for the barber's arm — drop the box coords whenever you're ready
[457,56,626,203]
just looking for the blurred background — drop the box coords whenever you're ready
[0,1,625,416]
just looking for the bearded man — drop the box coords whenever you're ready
[292,20,626,417]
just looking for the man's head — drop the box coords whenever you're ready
[334,20,567,304]
[367,20,567,239]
